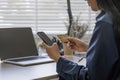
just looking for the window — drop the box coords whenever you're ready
[0,0,36,31]
[0,0,97,34]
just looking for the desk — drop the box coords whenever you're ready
[0,62,58,80]
[0,55,86,80]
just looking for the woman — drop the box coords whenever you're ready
[43,0,120,80]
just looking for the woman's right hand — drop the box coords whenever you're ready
[67,37,88,52]
[42,42,60,62]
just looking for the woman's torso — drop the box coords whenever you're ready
[86,11,119,80]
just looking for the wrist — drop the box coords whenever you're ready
[54,55,61,62]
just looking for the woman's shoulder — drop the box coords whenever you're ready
[96,13,113,24]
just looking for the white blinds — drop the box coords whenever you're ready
[0,0,36,30]
[0,0,97,34]
[37,0,67,34]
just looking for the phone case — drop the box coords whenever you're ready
[37,32,53,46]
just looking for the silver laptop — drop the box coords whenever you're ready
[0,27,53,66]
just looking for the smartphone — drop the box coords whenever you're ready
[37,32,53,46]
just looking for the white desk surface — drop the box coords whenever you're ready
[0,62,57,80]
[0,55,86,80]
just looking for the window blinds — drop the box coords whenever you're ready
[0,0,97,34]
[0,0,36,30]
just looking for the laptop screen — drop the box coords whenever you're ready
[0,27,38,60]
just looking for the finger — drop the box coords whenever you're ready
[67,41,75,48]
[67,42,74,50]
[66,43,72,50]
[53,43,60,50]
[67,37,74,41]
[42,42,49,48]
[71,46,79,50]
[52,42,57,47]
[67,37,76,44]
[42,42,46,46]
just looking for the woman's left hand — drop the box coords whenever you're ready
[42,42,61,62]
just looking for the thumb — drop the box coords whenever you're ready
[42,42,48,47]
[68,37,74,41]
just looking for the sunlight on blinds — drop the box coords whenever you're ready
[37,0,95,34]
[0,0,36,28]
[36,0,67,34]
[0,0,97,34]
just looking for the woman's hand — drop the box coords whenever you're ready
[42,42,61,62]
[67,37,88,52]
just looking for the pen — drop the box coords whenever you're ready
[78,57,84,62]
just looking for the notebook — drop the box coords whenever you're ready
[0,27,53,66]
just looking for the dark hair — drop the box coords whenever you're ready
[96,0,120,53]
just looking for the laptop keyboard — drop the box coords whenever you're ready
[9,56,47,62]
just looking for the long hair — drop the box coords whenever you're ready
[96,0,120,53]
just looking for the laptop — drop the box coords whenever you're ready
[0,27,54,66]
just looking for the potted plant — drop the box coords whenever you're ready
[65,15,88,39]
[57,0,89,55]
[66,0,88,38]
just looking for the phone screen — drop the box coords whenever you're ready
[37,32,53,46]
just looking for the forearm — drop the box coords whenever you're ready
[57,57,88,80]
